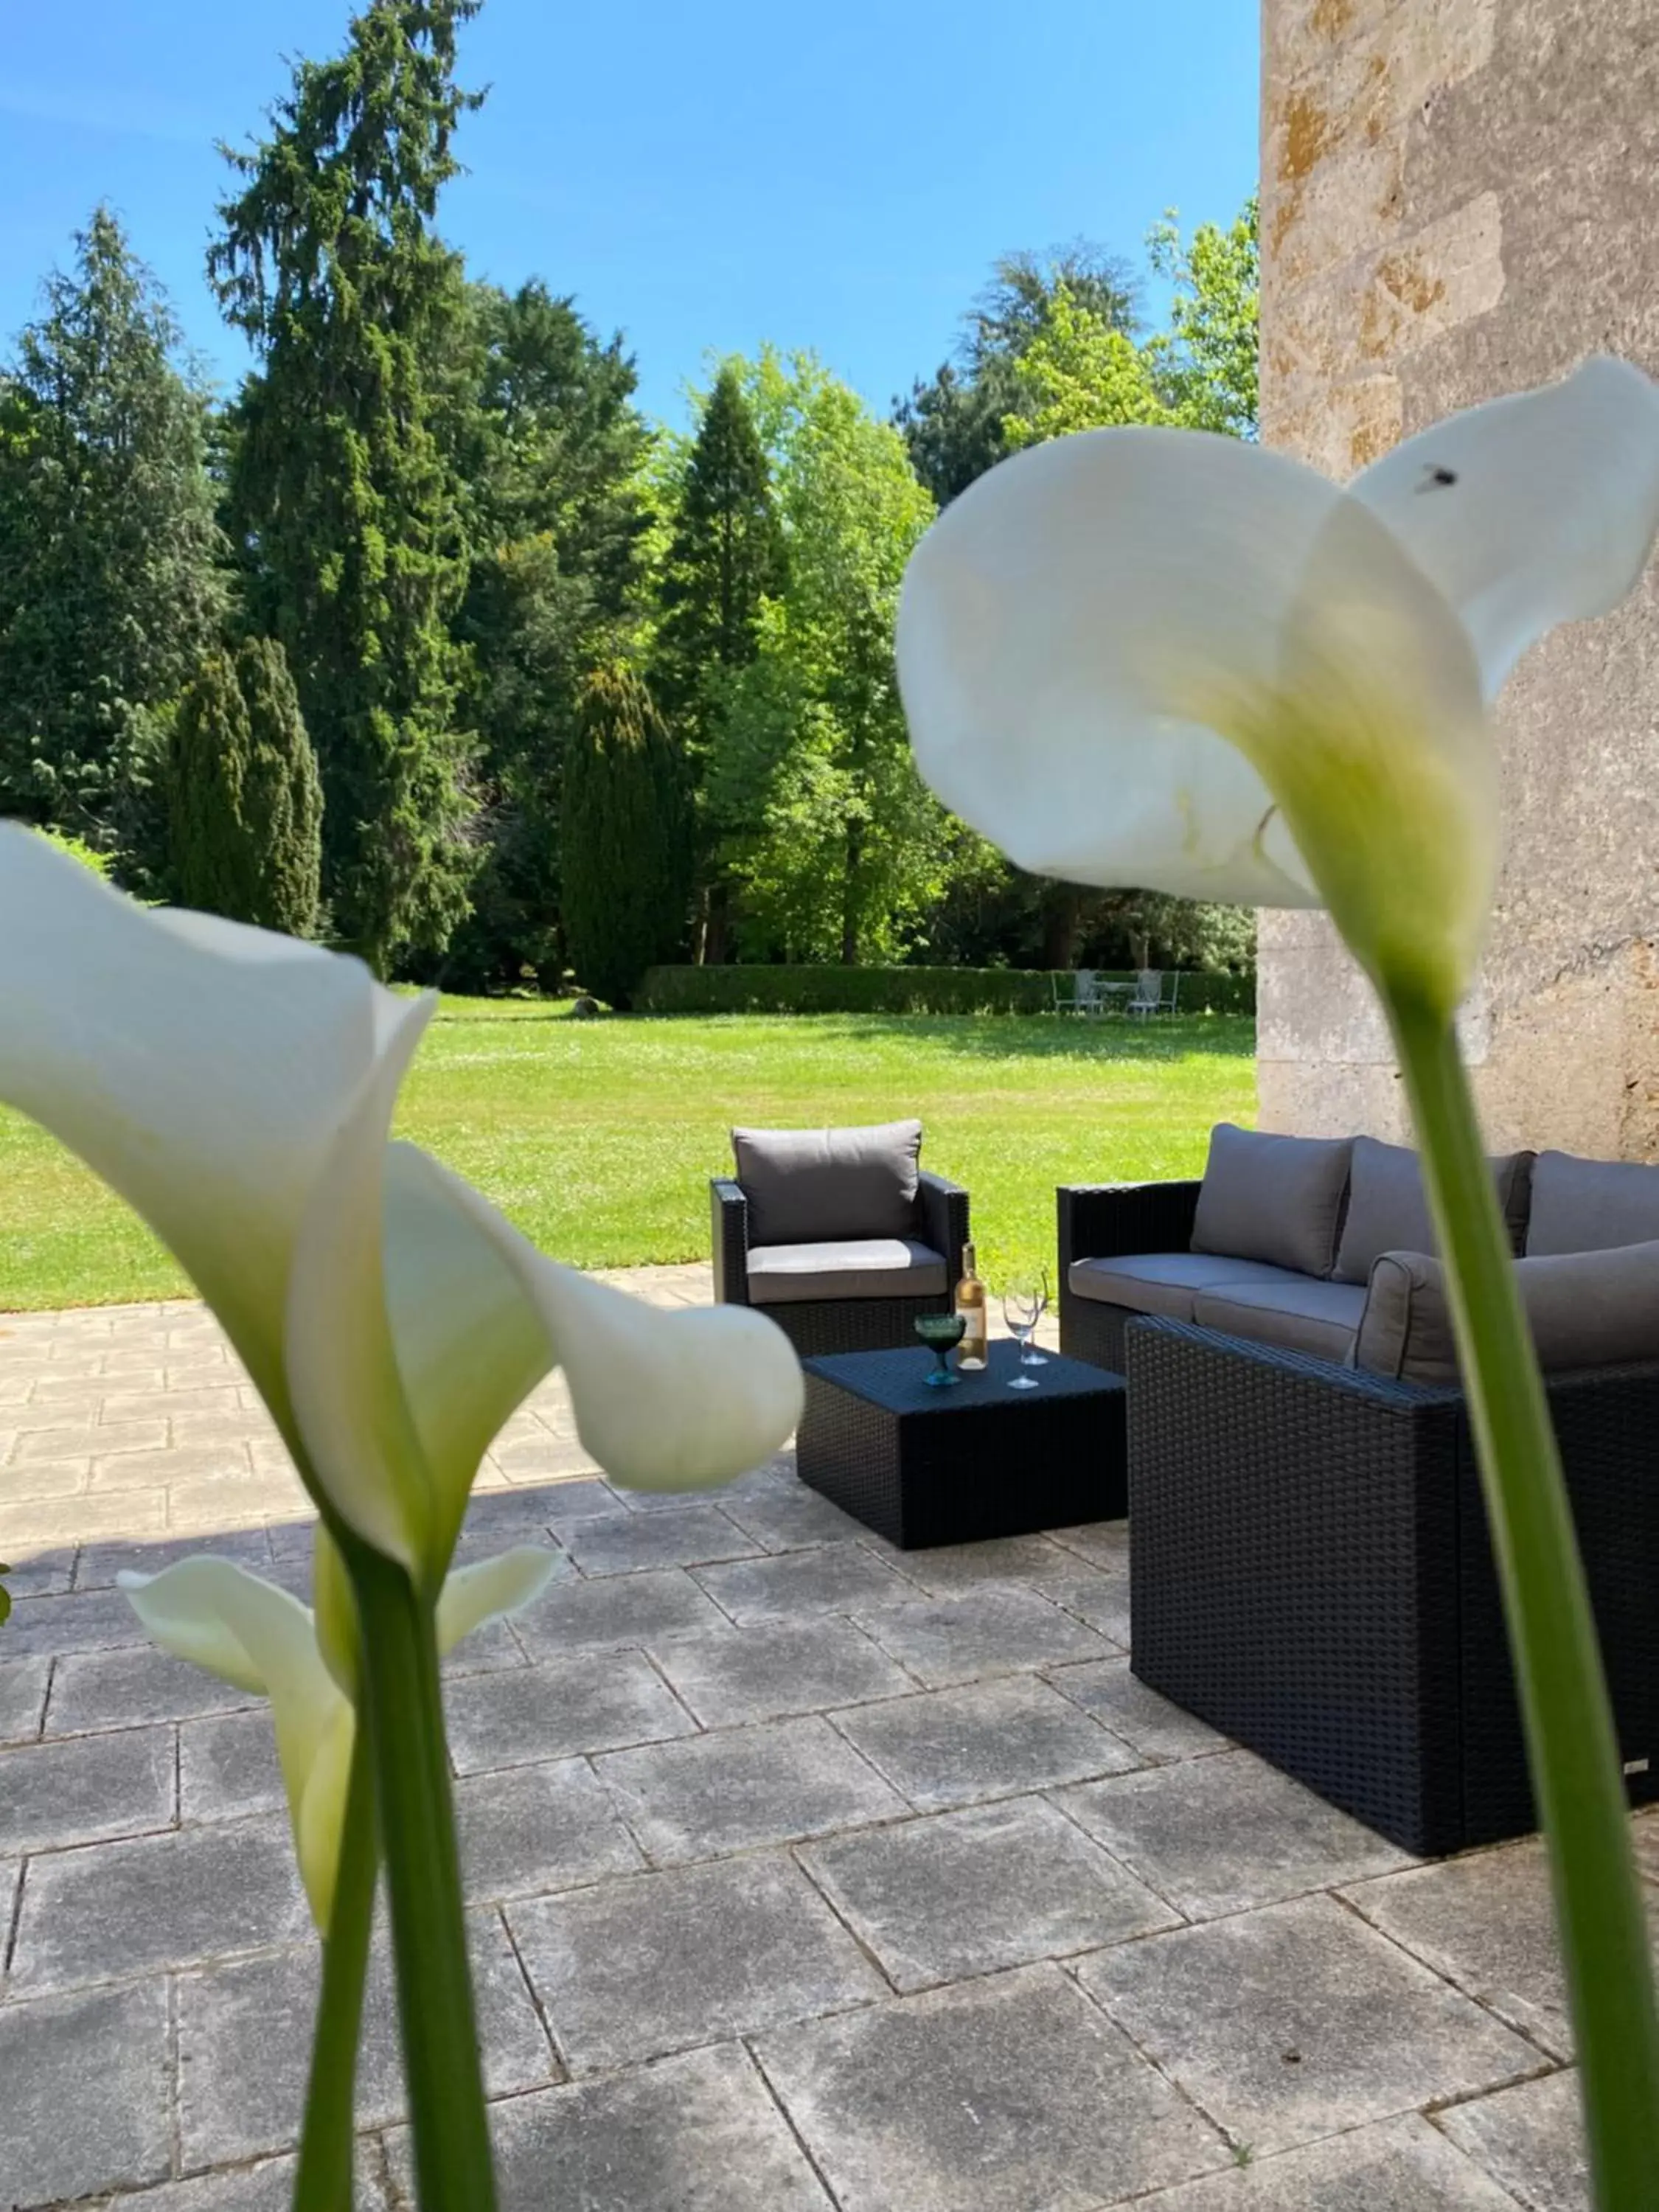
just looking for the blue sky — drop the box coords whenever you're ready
[0,0,1259,430]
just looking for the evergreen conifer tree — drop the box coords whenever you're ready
[168,639,323,935]
[561,667,691,1009]
[653,364,785,732]
[211,0,481,973]
[0,208,225,833]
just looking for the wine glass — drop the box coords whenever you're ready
[1001,1275,1048,1388]
[1021,1269,1051,1366]
[914,1310,967,1388]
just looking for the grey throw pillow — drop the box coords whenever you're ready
[732,1119,923,1246]
[1189,1123,1354,1280]
[1526,1151,1659,1256]
[1356,1240,1659,1385]
[1333,1135,1534,1284]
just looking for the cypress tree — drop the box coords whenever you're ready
[168,639,323,936]
[561,667,692,1010]
[211,0,481,974]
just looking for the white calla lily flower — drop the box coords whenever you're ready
[119,1537,556,1927]
[0,832,803,1576]
[897,355,1659,1016]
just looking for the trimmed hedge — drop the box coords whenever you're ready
[636,964,1255,1017]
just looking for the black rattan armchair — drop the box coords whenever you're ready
[712,1170,969,1359]
[1125,1315,1659,1854]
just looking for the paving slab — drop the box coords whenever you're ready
[72,1524,274,1590]
[456,1755,644,1900]
[1343,1839,1604,2059]
[1057,1749,1412,1919]
[1049,1520,1133,1570]
[853,1583,1114,1687]
[386,2042,834,2212]
[510,1567,734,1657]
[46,1641,257,1736]
[595,1712,907,1863]
[650,1614,914,1728]
[10,1811,311,1993]
[1439,2067,1588,2211]
[178,1912,553,2168]
[1080,1894,1540,2157]
[509,1851,886,2074]
[559,1503,759,1576]
[803,1795,1178,1990]
[756,1961,1229,2212]
[443,1650,696,1773]
[716,1479,869,1553]
[832,1672,1139,1812]
[98,2152,391,2209]
[0,1978,172,2208]
[1032,1567,1133,1644]
[0,1651,49,1744]
[1134,2111,1523,2208]
[1046,1657,1231,1761]
[179,1705,285,1822]
[1,1587,152,1657]
[0,1721,175,1854]
[693,1540,921,1624]
[871,1533,1077,1597]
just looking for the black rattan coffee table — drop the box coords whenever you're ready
[796,1339,1126,1548]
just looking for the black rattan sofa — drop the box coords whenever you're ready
[713,1118,969,1359]
[1059,1128,1659,1854]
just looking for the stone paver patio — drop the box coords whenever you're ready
[0,1272,1635,2208]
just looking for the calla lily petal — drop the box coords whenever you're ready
[0,828,420,1447]
[436,1545,558,1655]
[896,425,1487,939]
[431,1158,804,1491]
[1351,356,1659,701]
[119,1557,347,1922]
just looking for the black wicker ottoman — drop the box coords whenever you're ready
[796,1340,1127,1548]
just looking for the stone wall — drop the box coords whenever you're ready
[1258,0,1659,1156]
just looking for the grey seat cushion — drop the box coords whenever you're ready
[1189,1123,1354,1279]
[747,1237,948,1305]
[733,1119,922,1245]
[1191,1277,1369,1363]
[1525,1150,1659,1257]
[1067,1251,1309,1322]
[1333,1135,1534,1284]
[1355,1241,1659,1385]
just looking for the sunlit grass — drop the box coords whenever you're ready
[0,1003,1255,1310]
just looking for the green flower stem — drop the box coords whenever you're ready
[293,1716,378,2212]
[345,1541,497,2212]
[1391,992,1659,2208]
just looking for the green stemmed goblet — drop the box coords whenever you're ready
[914,1310,967,1387]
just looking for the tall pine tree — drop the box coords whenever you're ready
[211,0,481,974]
[561,666,692,1010]
[168,637,323,935]
[0,208,225,835]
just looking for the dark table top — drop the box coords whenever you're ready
[801,1338,1124,1416]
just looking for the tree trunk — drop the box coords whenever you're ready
[1039,882,1082,970]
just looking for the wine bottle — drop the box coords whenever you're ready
[955,1241,988,1369]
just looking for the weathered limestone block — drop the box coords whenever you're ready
[1259,0,1659,1158]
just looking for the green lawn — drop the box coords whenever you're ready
[0,1003,1256,1311]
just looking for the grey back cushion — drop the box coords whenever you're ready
[732,1119,923,1245]
[1356,1241,1659,1385]
[1526,1150,1659,1256]
[1190,1123,1354,1280]
[1333,1136,1534,1284]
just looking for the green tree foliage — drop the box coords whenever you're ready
[561,666,692,1008]
[211,0,481,973]
[653,364,787,731]
[168,638,324,934]
[1147,194,1259,437]
[0,208,225,837]
[894,244,1139,506]
[445,279,655,987]
[1002,285,1178,447]
[706,353,947,964]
